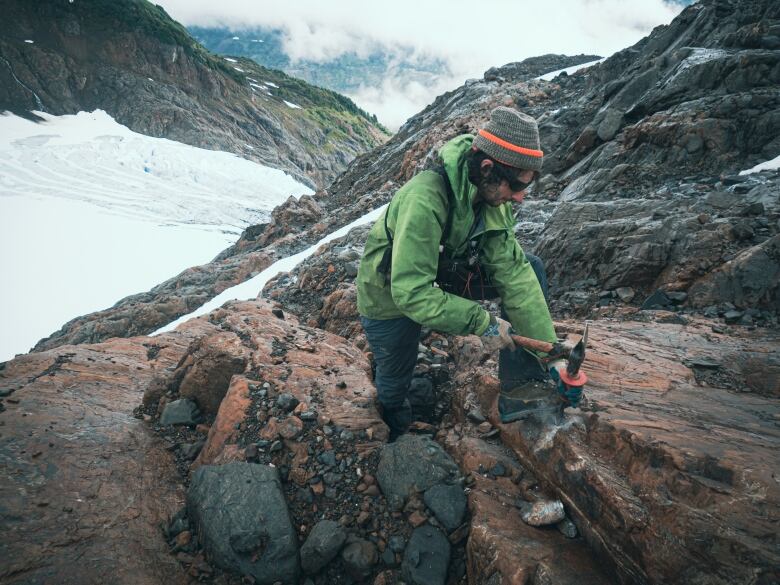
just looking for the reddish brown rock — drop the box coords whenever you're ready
[457,318,780,585]
[165,300,388,466]
[193,375,252,468]
[0,337,194,584]
[176,332,249,415]
[443,435,611,585]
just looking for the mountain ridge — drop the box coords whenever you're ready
[0,0,389,188]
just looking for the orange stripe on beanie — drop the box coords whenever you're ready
[472,107,544,171]
[477,129,543,158]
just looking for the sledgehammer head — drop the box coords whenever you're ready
[561,323,589,386]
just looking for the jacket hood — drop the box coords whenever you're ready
[439,134,476,206]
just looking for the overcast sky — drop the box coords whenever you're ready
[157,0,686,128]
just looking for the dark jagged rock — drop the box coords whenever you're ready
[159,398,200,426]
[401,525,451,585]
[300,520,347,575]
[340,537,378,580]
[376,435,461,511]
[423,484,467,532]
[187,462,300,584]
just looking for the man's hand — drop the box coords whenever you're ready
[548,359,584,408]
[481,316,515,353]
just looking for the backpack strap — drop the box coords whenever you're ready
[377,166,454,276]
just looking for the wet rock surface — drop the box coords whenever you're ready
[423,484,467,532]
[0,336,195,584]
[188,463,300,584]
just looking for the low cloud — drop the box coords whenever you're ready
[158,0,685,127]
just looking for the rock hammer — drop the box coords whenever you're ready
[510,322,589,387]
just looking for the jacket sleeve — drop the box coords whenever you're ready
[389,184,491,336]
[480,229,557,346]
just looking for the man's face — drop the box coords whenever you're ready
[476,160,536,207]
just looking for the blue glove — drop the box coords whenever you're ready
[549,363,584,408]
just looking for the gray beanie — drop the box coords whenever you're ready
[472,107,543,171]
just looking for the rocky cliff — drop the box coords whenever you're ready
[1,1,779,584]
[0,0,389,189]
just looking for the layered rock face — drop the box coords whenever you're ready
[0,0,388,189]
[451,319,780,585]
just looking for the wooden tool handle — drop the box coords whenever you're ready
[510,334,554,354]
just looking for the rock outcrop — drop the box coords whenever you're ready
[451,318,780,585]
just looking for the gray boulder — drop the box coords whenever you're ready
[340,538,377,580]
[424,484,467,532]
[377,435,461,511]
[300,520,347,575]
[159,398,200,426]
[187,463,299,584]
[401,525,451,585]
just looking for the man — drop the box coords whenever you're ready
[356,107,583,439]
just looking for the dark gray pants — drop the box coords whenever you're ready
[361,254,550,409]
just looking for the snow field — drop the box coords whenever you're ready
[154,204,388,335]
[0,110,312,361]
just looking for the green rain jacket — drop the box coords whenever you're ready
[356,134,557,346]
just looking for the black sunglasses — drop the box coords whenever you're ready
[494,165,538,192]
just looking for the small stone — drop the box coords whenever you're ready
[724,310,743,324]
[490,463,507,477]
[175,530,192,547]
[401,526,450,585]
[159,399,200,426]
[615,287,635,302]
[477,421,493,433]
[341,539,378,580]
[318,450,337,467]
[244,444,258,461]
[556,517,578,538]
[300,520,347,575]
[641,290,671,310]
[666,291,688,304]
[272,308,285,319]
[466,408,486,424]
[408,511,427,527]
[388,535,406,553]
[520,499,566,526]
[277,416,304,439]
[180,441,205,461]
[424,484,467,532]
[276,393,300,412]
[381,547,397,567]
[364,485,380,497]
[270,440,283,453]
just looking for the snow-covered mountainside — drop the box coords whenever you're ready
[0,110,311,362]
[0,0,389,189]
